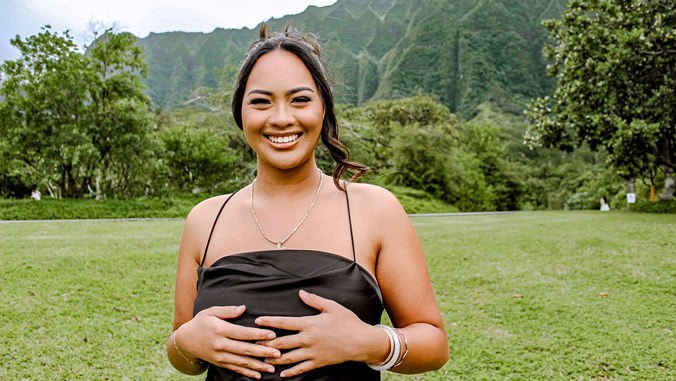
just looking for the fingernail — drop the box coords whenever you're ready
[237,305,245,312]
[253,372,261,379]
[299,289,308,297]
[267,332,276,339]
[272,350,281,358]
[267,365,275,373]
[280,370,289,377]
[255,318,262,325]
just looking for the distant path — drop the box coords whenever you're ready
[409,211,531,217]
[0,217,185,224]
[1,211,531,223]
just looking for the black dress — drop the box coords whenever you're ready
[193,190,385,380]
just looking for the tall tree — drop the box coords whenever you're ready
[0,26,154,198]
[525,0,676,199]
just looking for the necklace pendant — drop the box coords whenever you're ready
[276,242,285,250]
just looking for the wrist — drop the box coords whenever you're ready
[360,324,393,364]
[366,325,408,371]
[172,327,205,366]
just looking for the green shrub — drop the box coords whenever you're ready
[0,185,458,220]
[380,185,459,214]
[565,192,599,210]
[0,194,213,220]
[629,199,676,214]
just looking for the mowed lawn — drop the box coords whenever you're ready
[0,211,674,380]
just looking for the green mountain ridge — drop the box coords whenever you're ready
[136,0,566,117]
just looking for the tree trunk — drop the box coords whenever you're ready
[662,167,675,200]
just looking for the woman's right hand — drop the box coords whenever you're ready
[175,305,281,378]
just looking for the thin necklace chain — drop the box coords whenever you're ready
[250,170,323,250]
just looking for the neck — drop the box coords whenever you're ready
[253,159,321,198]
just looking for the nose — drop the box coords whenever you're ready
[269,103,295,128]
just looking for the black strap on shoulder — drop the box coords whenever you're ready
[200,191,238,267]
[344,184,357,262]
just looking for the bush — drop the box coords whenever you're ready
[0,194,213,220]
[565,192,600,210]
[629,200,676,214]
[382,185,459,214]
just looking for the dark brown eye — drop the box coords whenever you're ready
[250,98,270,105]
[292,96,311,103]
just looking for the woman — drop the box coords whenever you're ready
[167,25,449,380]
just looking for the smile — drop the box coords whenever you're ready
[267,134,300,144]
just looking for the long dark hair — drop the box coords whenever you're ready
[232,23,368,190]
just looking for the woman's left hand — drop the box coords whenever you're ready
[254,289,388,378]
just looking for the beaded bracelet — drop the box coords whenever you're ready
[367,324,401,371]
[172,329,205,366]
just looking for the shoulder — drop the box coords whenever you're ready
[345,182,407,221]
[181,194,235,254]
[186,194,234,225]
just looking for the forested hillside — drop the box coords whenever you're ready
[136,0,566,116]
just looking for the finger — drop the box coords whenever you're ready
[221,364,262,380]
[264,347,310,366]
[280,360,318,378]
[255,316,308,331]
[256,333,302,351]
[204,305,247,320]
[219,323,277,341]
[217,339,281,359]
[213,352,276,375]
[298,289,336,312]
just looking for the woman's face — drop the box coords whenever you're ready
[241,49,325,172]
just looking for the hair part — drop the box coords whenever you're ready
[232,23,369,190]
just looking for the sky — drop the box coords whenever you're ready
[0,0,338,63]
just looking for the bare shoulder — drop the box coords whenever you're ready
[185,194,233,226]
[180,194,234,260]
[346,182,407,219]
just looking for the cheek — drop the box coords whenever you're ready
[299,106,325,131]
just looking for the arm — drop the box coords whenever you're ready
[371,187,449,373]
[167,197,282,378]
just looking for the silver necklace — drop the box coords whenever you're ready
[250,170,323,250]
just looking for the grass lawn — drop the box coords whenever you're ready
[1,211,674,380]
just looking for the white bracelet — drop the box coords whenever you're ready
[392,328,409,367]
[367,324,401,371]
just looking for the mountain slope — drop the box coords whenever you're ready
[136,0,566,116]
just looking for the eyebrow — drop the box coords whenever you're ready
[246,87,315,96]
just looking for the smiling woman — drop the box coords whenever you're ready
[166,24,449,380]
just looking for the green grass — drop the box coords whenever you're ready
[1,211,674,380]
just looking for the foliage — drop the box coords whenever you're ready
[456,121,524,211]
[0,194,209,220]
[341,96,465,205]
[0,27,154,198]
[0,185,456,220]
[154,123,239,193]
[2,212,675,379]
[526,0,676,198]
[629,199,676,214]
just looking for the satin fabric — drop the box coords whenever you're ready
[193,249,384,380]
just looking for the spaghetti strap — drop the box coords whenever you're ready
[200,191,238,267]
[345,186,357,262]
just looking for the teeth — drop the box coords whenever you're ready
[269,134,299,144]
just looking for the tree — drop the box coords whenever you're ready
[525,0,676,200]
[0,26,154,198]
